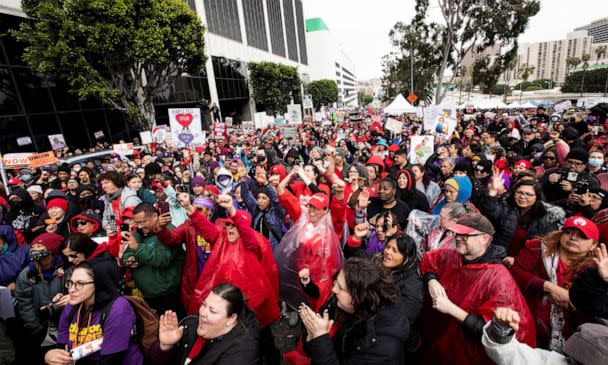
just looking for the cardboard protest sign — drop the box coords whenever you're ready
[112,143,134,156]
[48,134,67,150]
[139,131,153,145]
[287,104,302,124]
[385,118,404,133]
[168,108,203,148]
[409,136,434,164]
[433,115,457,140]
[303,95,314,109]
[242,121,255,134]
[3,153,34,168]
[28,151,59,168]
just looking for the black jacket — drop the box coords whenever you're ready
[304,296,410,365]
[149,308,260,365]
[474,192,565,252]
[540,167,600,202]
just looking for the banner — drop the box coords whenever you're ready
[168,108,203,148]
[287,104,303,124]
[28,151,59,168]
[16,137,32,146]
[385,118,404,133]
[554,100,573,114]
[139,131,153,145]
[48,134,66,150]
[113,143,134,156]
[409,136,435,165]
[3,153,34,168]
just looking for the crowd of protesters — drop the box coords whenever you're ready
[0,103,607,365]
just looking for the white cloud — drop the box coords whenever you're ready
[303,0,606,80]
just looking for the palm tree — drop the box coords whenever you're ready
[580,53,591,96]
[518,63,535,102]
[595,45,607,61]
[566,56,581,76]
[503,58,518,103]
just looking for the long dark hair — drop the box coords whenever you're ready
[508,179,545,214]
[341,258,399,322]
[212,283,246,318]
[412,163,431,188]
[62,233,97,258]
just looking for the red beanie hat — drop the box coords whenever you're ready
[31,233,65,254]
[47,198,68,212]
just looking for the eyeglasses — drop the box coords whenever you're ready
[565,160,585,167]
[514,190,536,199]
[65,280,94,290]
[76,220,89,226]
[453,233,485,242]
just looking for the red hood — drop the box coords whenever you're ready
[88,243,108,260]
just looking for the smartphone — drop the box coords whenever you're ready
[120,223,130,232]
[158,201,170,214]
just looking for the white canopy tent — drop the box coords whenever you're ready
[518,101,537,109]
[472,99,508,109]
[384,94,421,115]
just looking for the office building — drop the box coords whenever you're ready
[0,0,309,153]
[575,16,608,44]
[305,17,357,107]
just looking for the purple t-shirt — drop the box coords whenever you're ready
[58,297,143,365]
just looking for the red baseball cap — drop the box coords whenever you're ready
[514,160,532,169]
[150,181,164,191]
[8,178,21,186]
[563,216,599,241]
[307,193,329,210]
[388,144,400,152]
[203,185,220,196]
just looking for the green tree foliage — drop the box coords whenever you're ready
[248,61,301,115]
[409,0,540,103]
[15,0,207,130]
[307,79,338,110]
[514,78,554,90]
[357,91,373,107]
[562,67,608,93]
[381,22,442,105]
[471,57,502,95]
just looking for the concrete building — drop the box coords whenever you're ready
[500,31,594,86]
[305,17,357,107]
[575,17,608,44]
[0,0,309,152]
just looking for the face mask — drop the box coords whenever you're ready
[9,200,23,209]
[29,249,50,261]
[588,158,604,167]
[485,154,495,163]
[21,174,32,182]
[73,167,81,173]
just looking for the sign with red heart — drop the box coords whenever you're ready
[176,113,193,128]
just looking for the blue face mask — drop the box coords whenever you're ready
[21,174,32,182]
[588,158,604,168]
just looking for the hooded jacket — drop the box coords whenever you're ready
[75,184,105,216]
[396,169,431,213]
[215,167,236,194]
[431,176,473,215]
[5,188,45,244]
[240,179,286,250]
[102,187,141,232]
[0,225,29,286]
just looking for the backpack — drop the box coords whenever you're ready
[100,295,159,353]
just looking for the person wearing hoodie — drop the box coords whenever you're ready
[431,176,475,215]
[14,233,66,364]
[419,214,536,365]
[98,171,141,235]
[215,167,236,195]
[38,198,73,238]
[5,188,45,244]
[0,225,29,291]
[396,169,431,213]
[69,210,104,237]
[75,184,105,216]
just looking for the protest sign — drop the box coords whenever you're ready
[303,95,314,109]
[424,104,457,131]
[225,117,233,126]
[409,136,434,164]
[48,134,67,150]
[16,137,32,146]
[152,126,169,144]
[168,108,203,148]
[433,115,457,140]
[28,151,59,168]
[213,122,226,139]
[139,131,153,145]
[335,111,345,122]
[385,118,404,133]
[287,104,303,124]
[94,131,105,140]
[242,121,255,134]
[112,143,134,156]
[3,153,34,168]
[314,112,323,122]
[282,126,298,140]
[254,112,267,129]
[371,115,382,123]
[274,116,285,126]
[554,100,573,114]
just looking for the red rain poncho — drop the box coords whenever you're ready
[419,247,536,365]
[188,210,280,328]
[275,189,346,310]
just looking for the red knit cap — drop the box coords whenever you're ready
[31,233,65,254]
[47,198,68,212]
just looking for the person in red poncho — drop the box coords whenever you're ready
[419,213,536,365]
[185,193,280,330]
[274,168,347,312]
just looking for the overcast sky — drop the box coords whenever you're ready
[303,0,606,80]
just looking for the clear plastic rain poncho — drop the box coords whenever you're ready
[273,206,344,310]
[406,209,456,259]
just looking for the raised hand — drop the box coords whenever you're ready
[488,167,505,196]
[159,311,184,351]
[353,222,370,239]
[299,304,334,342]
[594,243,608,282]
[357,188,370,209]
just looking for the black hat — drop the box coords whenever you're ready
[566,149,589,163]
[563,127,580,141]
[475,159,493,174]
[144,162,162,176]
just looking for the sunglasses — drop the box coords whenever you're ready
[76,220,89,226]
[225,222,236,228]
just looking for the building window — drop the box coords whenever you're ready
[243,0,268,51]
[212,56,249,101]
[267,0,286,57]
[204,0,242,42]
[283,0,298,62]
[295,0,307,65]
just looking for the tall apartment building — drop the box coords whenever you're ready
[305,18,358,107]
[0,0,309,152]
[575,17,608,44]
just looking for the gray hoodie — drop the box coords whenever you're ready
[102,187,142,231]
